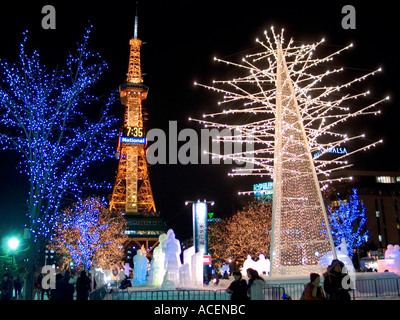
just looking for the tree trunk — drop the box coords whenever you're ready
[24,239,43,300]
[24,239,36,300]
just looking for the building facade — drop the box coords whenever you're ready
[325,170,400,253]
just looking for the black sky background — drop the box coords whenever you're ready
[0,1,398,241]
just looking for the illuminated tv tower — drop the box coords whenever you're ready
[109,6,156,217]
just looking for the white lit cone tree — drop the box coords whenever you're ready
[192,28,389,276]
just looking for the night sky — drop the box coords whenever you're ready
[0,1,397,241]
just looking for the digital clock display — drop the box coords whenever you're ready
[123,126,145,138]
[121,126,146,144]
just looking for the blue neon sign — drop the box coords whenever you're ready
[253,182,273,197]
[120,136,147,144]
[313,147,348,158]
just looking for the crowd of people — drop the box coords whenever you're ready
[1,269,95,300]
[226,259,352,301]
[35,269,94,300]
[226,268,267,301]
[1,273,24,300]
[2,258,353,301]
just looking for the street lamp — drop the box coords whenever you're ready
[7,237,20,276]
[8,237,20,251]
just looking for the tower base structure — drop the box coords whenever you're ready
[124,216,168,259]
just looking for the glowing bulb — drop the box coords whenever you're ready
[8,238,19,250]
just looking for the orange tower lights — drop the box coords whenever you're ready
[109,12,156,217]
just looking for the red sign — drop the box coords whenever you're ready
[203,255,212,265]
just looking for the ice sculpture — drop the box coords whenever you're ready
[385,244,400,259]
[377,244,400,274]
[124,262,133,278]
[256,254,270,275]
[151,233,168,287]
[147,261,154,284]
[179,246,195,287]
[179,263,191,287]
[241,255,257,277]
[132,250,148,285]
[240,254,270,276]
[177,245,205,288]
[161,229,182,289]
[191,251,204,287]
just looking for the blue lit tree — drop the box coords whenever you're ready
[327,188,369,257]
[51,197,127,271]
[0,27,118,298]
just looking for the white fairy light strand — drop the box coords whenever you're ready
[191,29,388,191]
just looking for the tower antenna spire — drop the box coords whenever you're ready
[134,2,139,39]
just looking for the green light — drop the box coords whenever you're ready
[8,237,20,250]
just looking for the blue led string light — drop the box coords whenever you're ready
[327,188,369,257]
[52,197,112,270]
[0,26,118,243]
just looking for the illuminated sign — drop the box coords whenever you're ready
[253,182,273,197]
[120,136,147,144]
[203,255,212,265]
[124,126,145,138]
[193,201,208,255]
[313,147,348,158]
[120,126,147,144]
[207,213,221,223]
